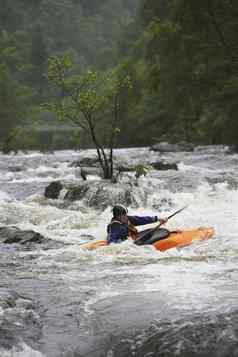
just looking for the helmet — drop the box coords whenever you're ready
[112,204,128,217]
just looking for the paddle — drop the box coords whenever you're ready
[134,205,188,245]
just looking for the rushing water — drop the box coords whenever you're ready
[0,147,238,357]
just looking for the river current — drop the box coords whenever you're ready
[0,147,238,357]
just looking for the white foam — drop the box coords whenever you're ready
[1,148,238,318]
[0,190,11,202]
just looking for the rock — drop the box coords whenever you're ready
[151,162,178,170]
[64,183,90,201]
[118,165,136,172]
[69,157,99,167]
[0,226,64,249]
[150,141,194,152]
[44,181,63,199]
[64,180,139,209]
[0,226,45,244]
[88,183,136,209]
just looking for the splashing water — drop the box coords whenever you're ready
[0,148,238,356]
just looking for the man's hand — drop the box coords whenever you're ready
[159,217,168,225]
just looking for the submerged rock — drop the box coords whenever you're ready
[151,161,178,171]
[7,166,23,172]
[44,181,63,199]
[118,165,137,172]
[65,181,138,209]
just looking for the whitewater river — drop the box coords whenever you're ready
[0,147,238,357]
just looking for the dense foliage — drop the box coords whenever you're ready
[120,0,238,145]
[0,0,139,150]
[1,0,238,150]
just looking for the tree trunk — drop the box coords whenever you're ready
[88,119,113,179]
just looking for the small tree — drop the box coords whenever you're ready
[46,53,131,179]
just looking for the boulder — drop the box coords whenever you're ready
[45,171,160,208]
[0,226,64,249]
[64,183,90,201]
[86,183,135,209]
[0,226,45,244]
[64,180,139,209]
[44,181,63,199]
[151,161,178,171]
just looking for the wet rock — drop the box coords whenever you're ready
[44,181,63,199]
[69,157,99,167]
[118,165,136,172]
[64,183,90,201]
[64,180,138,209]
[151,161,178,171]
[0,226,45,244]
[0,226,64,249]
[150,141,194,152]
[87,183,135,209]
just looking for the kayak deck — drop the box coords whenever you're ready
[79,227,214,252]
[152,227,214,251]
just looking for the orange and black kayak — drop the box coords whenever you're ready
[79,227,214,252]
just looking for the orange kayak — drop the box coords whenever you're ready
[79,227,214,252]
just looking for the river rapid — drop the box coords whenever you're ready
[0,147,238,357]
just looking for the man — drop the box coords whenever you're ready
[107,204,169,244]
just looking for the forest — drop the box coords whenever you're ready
[1,0,238,151]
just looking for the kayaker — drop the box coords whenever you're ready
[107,204,169,244]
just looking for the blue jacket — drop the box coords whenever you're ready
[107,215,158,244]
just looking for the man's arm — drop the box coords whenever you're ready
[128,215,158,226]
